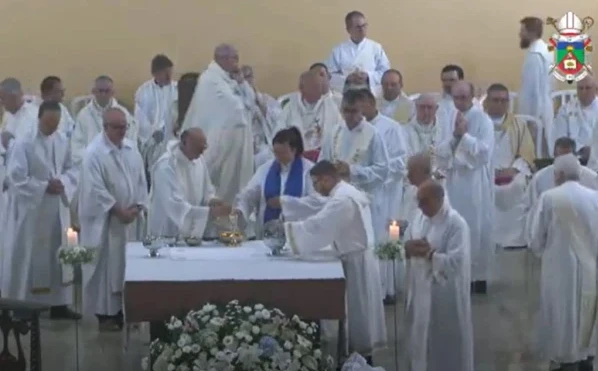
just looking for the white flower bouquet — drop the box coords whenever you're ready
[143,300,334,371]
[374,241,404,261]
[57,245,95,266]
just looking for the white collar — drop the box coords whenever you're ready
[345,119,366,132]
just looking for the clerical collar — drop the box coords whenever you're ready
[345,119,365,132]
[8,101,26,115]
[93,98,113,112]
[302,99,317,110]
[383,94,401,104]
[582,97,598,110]
[153,79,171,88]
[349,37,366,46]
[490,114,506,126]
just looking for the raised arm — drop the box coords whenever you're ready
[453,114,494,169]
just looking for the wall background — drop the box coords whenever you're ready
[0,0,596,105]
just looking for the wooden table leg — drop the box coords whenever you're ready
[336,319,346,369]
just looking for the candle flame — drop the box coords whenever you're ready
[391,220,397,227]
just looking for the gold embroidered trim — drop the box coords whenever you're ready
[332,126,363,164]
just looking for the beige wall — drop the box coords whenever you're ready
[0,0,596,105]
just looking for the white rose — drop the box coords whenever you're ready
[167,365,175,371]
[249,315,256,323]
[243,306,252,313]
[201,316,210,323]
[306,327,313,335]
[191,344,201,353]
[210,347,218,356]
[182,345,191,353]
[284,341,293,350]
[254,304,264,310]
[203,304,216,312]
[251,326,260,335]
[173,320,183,328]
[293,350,301,359]
[174,349,182,359]
[223,335,234,346]
[141,357,149,370]
[299,322,307,329]
[261,309,271,320]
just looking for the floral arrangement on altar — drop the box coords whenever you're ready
[57,228,95,266]
[143,300,334,371]
[374,240,404,261]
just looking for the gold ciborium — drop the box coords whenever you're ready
[216,213,244,247]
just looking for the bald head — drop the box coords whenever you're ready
[407,153,432,187]
[577,75,598,106]
[180,127,207,160]
[214,43,239,73]
[553,153,581,185]
[299,71,323,104]
[103,107,127,145]
[0,78,24,113]
[417,179,445,217]
[451,80,475,112]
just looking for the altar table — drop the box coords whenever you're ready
[123,241,346,323]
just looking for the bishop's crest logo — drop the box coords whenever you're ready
[546,12,594,83]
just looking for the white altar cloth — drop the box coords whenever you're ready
[125,240,345,282]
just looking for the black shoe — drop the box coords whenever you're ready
[579,357,594,371]
[50,306,82,320]
[383,295,396,305]
[474,281,487,294]
[560,362,580,371]
[364,355,373,366]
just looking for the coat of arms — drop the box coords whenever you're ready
[546,12,594,83]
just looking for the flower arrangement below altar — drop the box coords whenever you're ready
[143,300,334,371]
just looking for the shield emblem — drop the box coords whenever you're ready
[549,34,592,83]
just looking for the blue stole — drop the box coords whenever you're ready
[263,156,304,223]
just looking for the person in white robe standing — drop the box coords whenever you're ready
[149,128,230,238]
[404,180,473,371]
[0,78,39,160]
[283,160,386,365]
[1,101,80,319]
[279,70,344,162]
[554,76,598,163]
[326,11,390,96]
[40,76,76,139]
[181,44,253,205]
[309,62,343,107]
[134,54,177,183]
[402,153,445,225]
[485,83,536,249]
[234,127,315,238]
[356,88,407,303]
[404,94,442,158]
[529,153,598,371]
[517,17,554,158]
[78,107,148,332]
[377,69,415,124]
[435,80,494,294]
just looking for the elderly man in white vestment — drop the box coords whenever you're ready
[309,62,343,107]
[279,70,344,162]
[530,153,598,371]
[554,76,598,162]
[0,78,39,160]
[404,180,473,371]
[326,11,390,96]
[404,94,442,157]
[377,69,415,124]
[40,76,76,138]
[283,160,386,365]
[1,101,80,319]
[181,44,253,205]
[78,108,148,332]
[484,83,536,249]
[356,88,407,303]
[149,128,230,237]
[134,54,177,180]
[517,17,554,157]
[435,81,494,294]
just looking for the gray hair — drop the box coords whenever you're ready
[553,153,581,181]
[416,93,438,105]
[0,78,22,95]
[214,43,237,59]
[94,75,113,84]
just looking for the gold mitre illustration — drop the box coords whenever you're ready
[547,12,594,35]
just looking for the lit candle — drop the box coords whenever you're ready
[388,221,400,241]
[66,228,78,247]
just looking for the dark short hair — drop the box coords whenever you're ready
[382,69,403,82]
[177,72,200,127]
[441,65,464,80]
[310,160,338,177]
[356,88,376,104]
[486,83,509,95]
[95,75,113,84]
[309,62,328,72]
[345,10,365,28]
[554,136,576,152]
[38,100,61,118]
[272,127,304,155]
[40,76,62,95]
[151,54,174,74]
[520,17,543,38]
[342,89,363,106]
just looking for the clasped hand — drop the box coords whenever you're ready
[209,199,232,218]
[453,112,467,137]
[405,239,432,259]
[347,71,368,84]
[113,205,140,224]
[152,130,164,143]
[46,178,64,195]
[1,131,14,149]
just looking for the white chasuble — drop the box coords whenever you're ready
[530,181,598,363]
[0,102,38,158]
[377,93,415,124]
[180,61,253,204]
[78,134,148,316]
[554,97,598,154]
[435,106,495,281]
[283,181,386,355]
[57,103,76,139]
[252,91,281,169]
[148,146,215,238]
[1,130,77,305]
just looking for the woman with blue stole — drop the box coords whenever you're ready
[234,127,315,238]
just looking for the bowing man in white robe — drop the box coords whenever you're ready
[517,17,553,157]
[283,160,386,364]
[554,76,598,161]
[435,81,494,294]
[1,101,80,319]
[404,180,473,371]
[377,69,415,124]
[78,108,148,332]
[234,127,314,238]
[149,128,230,238]
[134,54,177,176]
[485,84,536,248]
[279,70,344,162]
[309,62,343,107]
[40,76,76,138]
[529,153,598,371]
[181,44,253,205]
[326,11,390,96]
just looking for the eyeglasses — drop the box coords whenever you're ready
[489,97,509,103]
[96,88,112,94]
[105,123,129,131]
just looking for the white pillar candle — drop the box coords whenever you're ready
[66,228,78,247]
[388,221,400,241]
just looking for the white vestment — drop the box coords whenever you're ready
[0,102,38,157]
[279,92,344,152]
[435,105,495,281]
[377,93,415,124]
[134,79,178,171]
[326,38,390,95]
[1,130,77,305]
[57,102,76,139]
[324,90,343,108]
[552,98,598,154]
[517,39,554,156]
[252,91,281,169]
[148,145,215,238]
[78,134,148,316]
[404,202,473,371]
[530,181,598,363]
[283,181,386,354]
[181,61,253,204]
[235,157,314,238]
